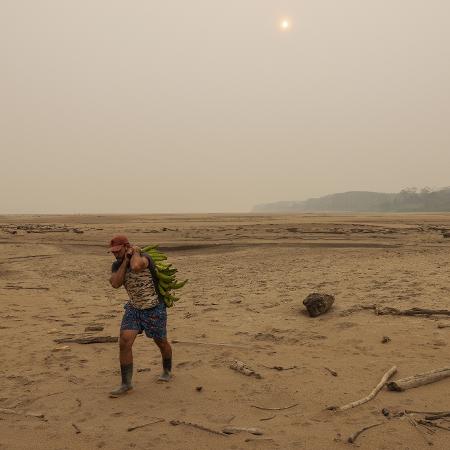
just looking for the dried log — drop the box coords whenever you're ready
[261,365,297,371]
[425,412,450,421]
[348,422,384,444]
[252,403,299,411]
[405,409,449,415]
[54,336,118,344]
[127,418,164,431]
[331,366,397,411]
[418,420,450,431]
[375,306,450,317]
[170,419,226,436]
[387,367,450,391]
[84,325,104,332]
[230,360,262,379]
[223,426,263,435]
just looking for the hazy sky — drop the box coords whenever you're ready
[1,1,450,213]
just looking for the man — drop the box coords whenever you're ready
[108,234,172,397]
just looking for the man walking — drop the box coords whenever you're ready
[108,234,172,397]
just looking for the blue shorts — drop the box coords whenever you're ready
[120,302,167,340]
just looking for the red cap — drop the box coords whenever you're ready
[109,234,130,252]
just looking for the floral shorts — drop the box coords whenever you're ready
[120,302,167,340]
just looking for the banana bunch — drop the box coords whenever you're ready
[141,245,188,307]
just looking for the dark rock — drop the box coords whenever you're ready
[303,293,335,317]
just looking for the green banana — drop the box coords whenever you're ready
[142,244,188,308]
[168,279,188,290]
[156,271,175,283]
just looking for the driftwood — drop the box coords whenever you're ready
[54,336,118,344]
[127,418,164,431]
[230,360,262,379]
[387,367,450,391]
[417,419,450,432]
[260,415,276,421]
[324,367,338,377]
[84,325,104,332]
[425,412,450,421]
[405,409,450,415]
[348,422,384,444]
[330,366,397,411]
[406,416,434,446]
[261,364,297,371]
[252,403,298,411]
[222,426,263,435]
[170,419,226,436]
[375,306,450,317]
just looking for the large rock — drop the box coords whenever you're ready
[303,293,335,317]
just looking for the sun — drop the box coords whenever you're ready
[280,19,291,31]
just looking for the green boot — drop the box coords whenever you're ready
[110,363,133,397]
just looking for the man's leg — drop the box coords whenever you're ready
[110,330,138,397]
[153,338,172,381]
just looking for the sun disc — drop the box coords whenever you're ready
[280,19,290,30]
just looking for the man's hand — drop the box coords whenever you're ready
[129,246,148,273]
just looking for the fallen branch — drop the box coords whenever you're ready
[407,416,434,446]
[261,365,297,371]
[418,420,450,431]
[387,367,450,391]
[170,419,226,436]
[348,422,384,444]
[324,367,338,377]
[252,403,298,411]
[375,306,450,317]
[172,339,248,349]
[54,336,118,344]
[405,409,450,415]
[127,418,164,432]
[223,426,263,435]
[230,360,262,379]
[260,415,276,421]
[330,366,397,411]
[425,412,450,421]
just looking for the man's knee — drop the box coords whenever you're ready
[154,338,170,350]
[119,332,136,351]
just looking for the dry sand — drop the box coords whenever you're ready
[0,213,449,450]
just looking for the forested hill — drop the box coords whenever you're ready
[253,188,450,213]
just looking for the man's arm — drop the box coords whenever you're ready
[129,246,149,273]
[110,257,129,288]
